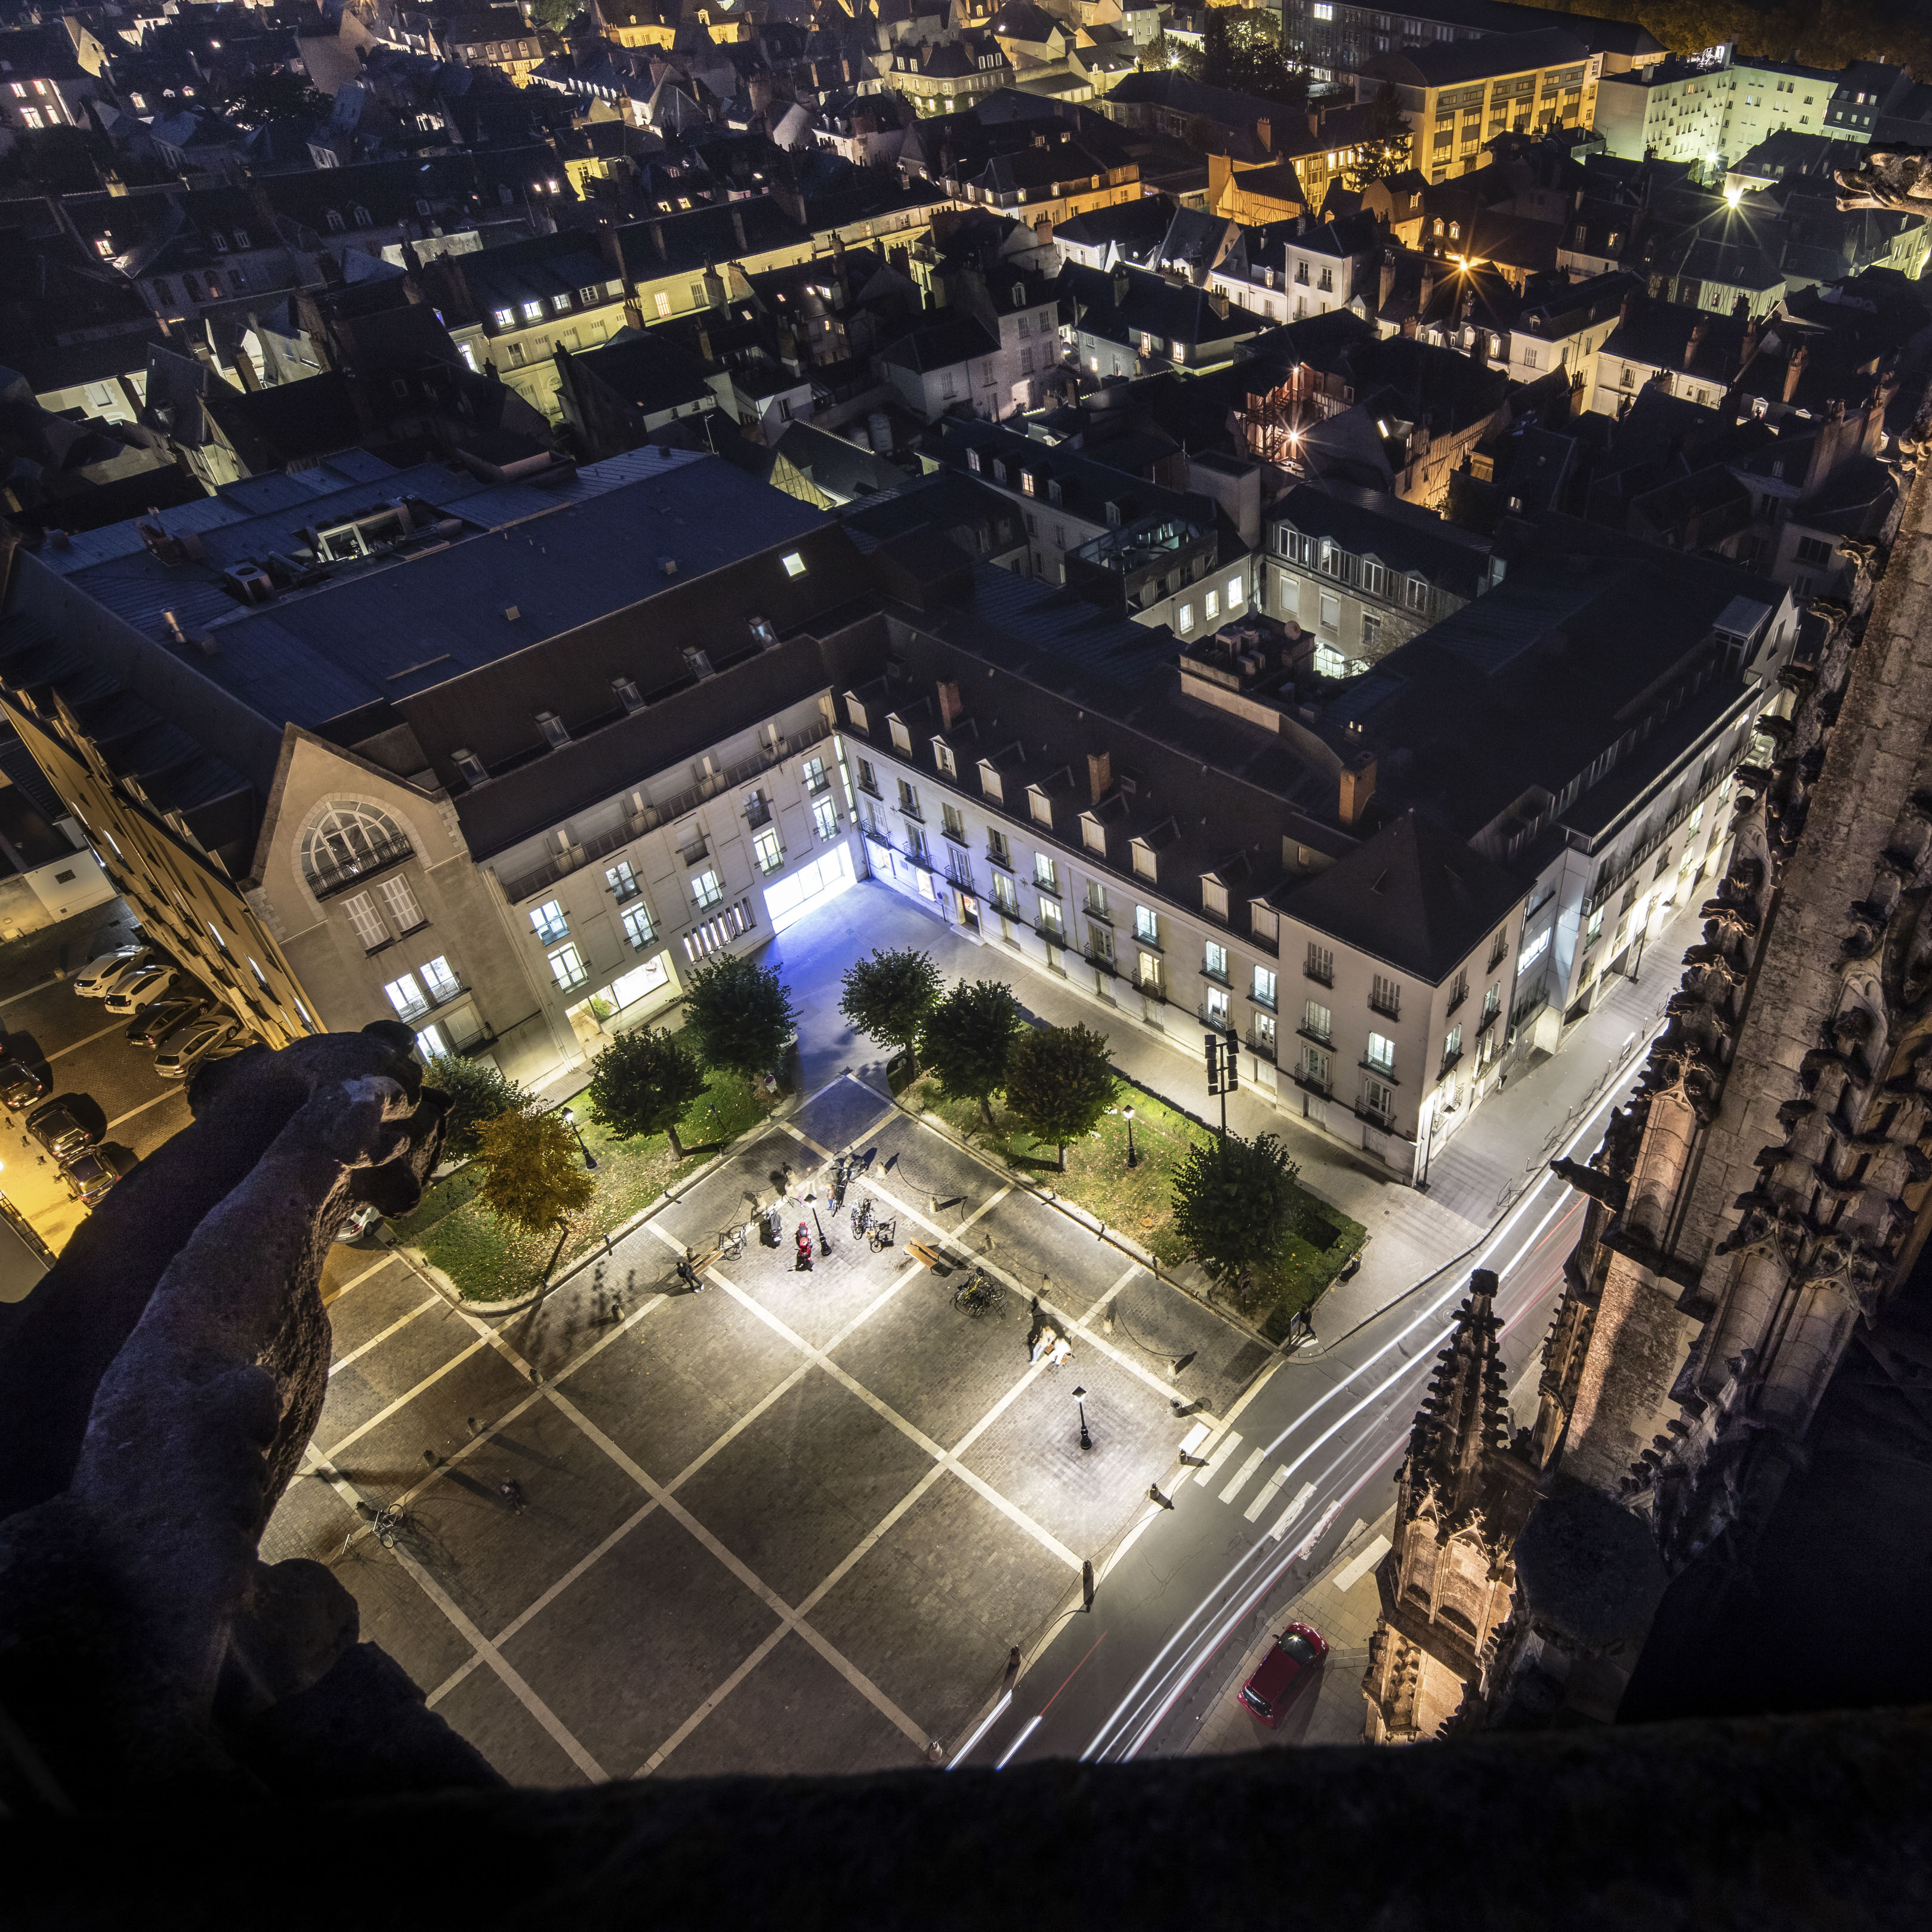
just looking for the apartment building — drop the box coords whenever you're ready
[1359,29,1600,185]
[1263,481,1499,675]
[0,449,872,1084]
[1206,213,1383,328]
[838,609,1524,1180]
[1592,49,1732,170]
[1282,0,1660,84]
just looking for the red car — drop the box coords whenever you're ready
[1238,1622,1328,1727]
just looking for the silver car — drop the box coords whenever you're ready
[153,1014,241,1079]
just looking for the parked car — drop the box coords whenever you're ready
[124,997,206,1049]
[1237,1623,1328,1728]
[103,964,178,1016]
[0,1059,47,1112]
[335,1200,384,1244]
[60,1143,136,1207]
[153,1014,240,1079]
[27,1100,98,1161]
[73,946,148,998]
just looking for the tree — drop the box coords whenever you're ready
[681,953,800,1083]
[215,69,329,129]
[528,0,579,31]
[1196,8,1307,114]
[473,1109,595,1237]
[1004,1024,1119,1172]
[1345,84,1413,190]
[1169,1130,1302,1306]
[919,979,1023,1128]
[839,948,942,1073]
[422,1053,531,1163]
[584,1027,707,1158]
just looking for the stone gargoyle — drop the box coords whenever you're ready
[0,1022,499,1810]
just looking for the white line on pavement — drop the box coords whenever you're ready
[1218,1447,1267,1505]
[104,1087,187,1133]
[323,1252,400,1305]
[1242,1466,1291,1524]
[48,1018,136,1061]
[1332,1535,1392,1594]
[1193,1432,1240,1487]
[1267,1481,1317,1539]
[328,1294,440,1377]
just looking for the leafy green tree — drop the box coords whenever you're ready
[681,953,800,1083]
[1197,8,1307,113]
[919,979,1023,1127]
[215,69,329,129]
[422,1052,531,1163]
[474,1109,595,1236]
[1169,1130,1302,1306]
[839,948,942,1073]
[584,1027,707,1157]
[1345,84,1413,189]
[1004,1024,1119,1172]
[528,0,579,31]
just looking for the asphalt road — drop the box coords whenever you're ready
[951,1050,1648,1771]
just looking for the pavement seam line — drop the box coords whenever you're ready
[542,1384,929,1751]
[322,1251,400,1307]
[704,1267,1082,1574]
[103,1087,187,1132]
[327,1294,441,1378]
[304,1332,490,1467]
[635,1625,791,1777]
[309,1461,606,1781]
[48,1016,141,1061]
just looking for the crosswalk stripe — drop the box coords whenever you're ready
[1193,1431,1240,1486]
[1268,1480,1317,1541]
[1218,1446,1266,1505]
[1178,1421,1211,1459]
[1243,1465,1291,1523]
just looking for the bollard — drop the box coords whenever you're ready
[1082,1560,1095,1612]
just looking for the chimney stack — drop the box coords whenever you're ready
[1783,341,1808,405]
[1087,749,1112,803]
[1378,248,1397,314]
[1684,316,1707,370]
[937,679,962,730]
[1339,751,1377,829]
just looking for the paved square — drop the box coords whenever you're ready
[266,1074,1276,1783]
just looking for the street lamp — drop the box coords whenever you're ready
[1123,1105,1138,1168]
[1073,1384,1092,1452]
[559,1105,598,1172]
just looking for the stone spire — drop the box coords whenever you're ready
[1403,1269,1513,1520]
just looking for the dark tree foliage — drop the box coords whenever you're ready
[215,70,329,129]
[1345,85,1413,189]
[838,949,942,1072]
[1169,1130,1302,1304]
[681,954,800,1082]
[1003,1025,1120,1172]
[919,980,1024,1127]
[422,1053,531,1163]
[585,1027,707,1158]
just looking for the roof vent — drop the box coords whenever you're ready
[612,675,645,714]
[659,555,679,577]
[504,604,520,622]
[535,711,570,751]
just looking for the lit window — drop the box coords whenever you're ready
[385,972,428,1019]
[420,956,459,1004]
[493,308,515,328]
[622,905,656,949]
[1135,905,1158,943]
[813,798,840,841]
[521,301,544,321]
[548,945,587,990]
[755,829,784,873]
[1178,603,1195,634]
[530,900,567,944]
[1366,1032,1396,1074]
[691,869,724,910]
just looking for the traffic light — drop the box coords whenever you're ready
[1223,1027,1239,1092]
[1203,1030,1222,1095]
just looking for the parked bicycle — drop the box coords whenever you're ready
[341,1500,407,1557]
[953,1269,1006,1319]
[717,1223,748,1263]
[831,1152,854,1213]
[850,1197,875,1240]
[869,1215,897,1252]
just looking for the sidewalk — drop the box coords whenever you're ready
[764,881,1696,1347]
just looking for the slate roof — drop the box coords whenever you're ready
[1273,810,1522,981]
[1364,27,1590,89]
[1269,482,1492,598]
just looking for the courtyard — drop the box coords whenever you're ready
[265,1073,1272,1783]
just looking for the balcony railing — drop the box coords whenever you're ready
[1477,1002,1502,1034]
[1360,1057,1398,1082]
[745,800,773,829]
[1305,958,1334,987]
[1369,992,1400,1020]
[307,832,413,900]
[1439,1047,1464,1081]
[610,879,641,905]
[1446,984,1468,1016]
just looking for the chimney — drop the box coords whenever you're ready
[1783,341,1808,405]
[1618,287,1637,329]
[937,680,963,730]
[1256,116,1270,153]
[730,206,748,254]
[650,220,666,260]
[1339,751,1377,829]
[1378,249,1397,314]
[1112,265,1128,307]
[1684,316,1707,370]
[1087,749,1112,803]
[1419,260,1438,314]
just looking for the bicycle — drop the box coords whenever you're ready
[953,1269,1007,1319]
[850,1197,874,1240]
[869,1215,897,1252]
[717,1223,747,1263]
[341,1500,407,1557]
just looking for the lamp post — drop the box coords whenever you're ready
[1073,1384,1092,1452]
[1123,1105,1138,1169]
[560,1105,598,1172]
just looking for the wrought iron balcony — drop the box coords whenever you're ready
[306,832,413,900]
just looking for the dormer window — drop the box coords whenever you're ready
[749,615,777,647]
[536,711,569,750]
[682,646,715,678]
[1106,501,1122,526]
[993,459,1007,483]
[968,448,982,472]
[934,740,956,777]
[1020,471,1035,496]
[1027,785,1052,828]
[979,761,1004,803]
[212,232,229,252]
[781,551,807,578]
[1048,479,1062,505]
[890,715,913,752]
[845,693,869,731]
[612,675,644,714]
[233,228,250,249]
[1130,838,1156,882]
[453,747,487,786]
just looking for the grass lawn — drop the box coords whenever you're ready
[390,1058,774,1304]
[903,1073,1365,1337]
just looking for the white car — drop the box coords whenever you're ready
[73,946,147,998]
[104,964,178,1016]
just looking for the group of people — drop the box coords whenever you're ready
[1030,1325,1072,1369]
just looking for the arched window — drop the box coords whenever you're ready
[326,209,345,233]
[304,801,410,893]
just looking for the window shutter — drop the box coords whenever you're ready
[344,893,387,950]
[379,875,423,931]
